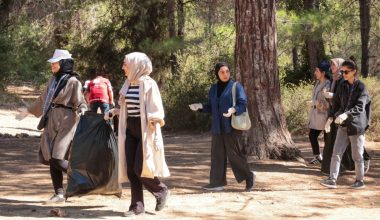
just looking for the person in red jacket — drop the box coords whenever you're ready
[87,68,114,113]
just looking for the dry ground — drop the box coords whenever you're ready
[0,86,379,219]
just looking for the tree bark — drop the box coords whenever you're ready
[177,0,185,39]
[303,0,325,79]
[292,47,299,71]
[168,0,179,78]
[235,0,297,159]
[359,0,371,78]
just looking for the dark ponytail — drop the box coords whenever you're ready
[342,56,359,77]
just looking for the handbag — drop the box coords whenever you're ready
[231,82,251,130]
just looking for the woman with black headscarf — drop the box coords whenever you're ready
[16,49,87,203]
[189,62,255,192]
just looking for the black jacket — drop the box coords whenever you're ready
[333,79,371,136]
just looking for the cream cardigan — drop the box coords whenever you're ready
[117,75,170,183]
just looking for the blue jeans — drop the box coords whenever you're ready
[90,102,110,114]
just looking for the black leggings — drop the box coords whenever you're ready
[49,158,69,195]
[309,129,326,156]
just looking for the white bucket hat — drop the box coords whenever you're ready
[47,49,72,63]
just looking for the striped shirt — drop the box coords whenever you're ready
[126,85,140,117]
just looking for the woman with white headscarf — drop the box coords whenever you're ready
[321,58,371,175]
[105,52,169,217]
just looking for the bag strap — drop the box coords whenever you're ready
[232,82,237,107]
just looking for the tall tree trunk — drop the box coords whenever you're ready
[359,0,371,78]
[303,0,325,79]
[235,0,297,159]
[168,0,178,78]
[292,47,299,71]
[177,0,185,39]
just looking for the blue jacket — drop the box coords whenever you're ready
[202,80,248,134]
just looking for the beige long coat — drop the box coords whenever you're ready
[28,76,87,164]
[118,75,170,183]
[308,80,331,130]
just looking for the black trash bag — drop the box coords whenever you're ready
[66,112,122,198]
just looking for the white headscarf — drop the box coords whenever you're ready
[330,58,345,74]
[119,52,153,96]
[330,58,345,91]
[124,52,152,83]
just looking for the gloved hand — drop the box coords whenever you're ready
[335,113,348,125]
[15,108,29,121]
[152,122,163,151]
[223,107,236,117]
[189,103,203,111]
[324,117,333,133]
[323,91,334,99]
[79,108,86,116]
[104,108,120,120]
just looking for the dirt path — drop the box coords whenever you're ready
[0,86,379,219]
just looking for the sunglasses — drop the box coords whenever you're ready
[340,70,352,75]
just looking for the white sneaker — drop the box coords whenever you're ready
[44,194,65,204]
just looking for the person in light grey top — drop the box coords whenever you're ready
[307,61,331,165]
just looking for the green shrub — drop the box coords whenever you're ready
[361,77,380,141]
[281,81,312,134]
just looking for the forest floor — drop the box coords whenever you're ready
[0,86,379,219]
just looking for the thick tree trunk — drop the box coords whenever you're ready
[303,0,325,79]
[359,0,371,78]
[235,0,297,160]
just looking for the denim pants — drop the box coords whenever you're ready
[330,127,365,181]
[90,102,110,114]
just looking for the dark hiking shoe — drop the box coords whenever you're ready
[308,157,322,166]
[351,180,365,189]
[364,160,370,174]
[155,189,169,211]
[202,184,224,191]
[320,178,337,189]
[245,171,256,192]
[44,194,65,204]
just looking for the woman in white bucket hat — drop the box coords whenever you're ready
[16,49,87,203]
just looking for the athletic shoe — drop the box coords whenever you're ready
[351,180,365,189]
[44,194,65,204]
[308,157,322,165]
[155,189,169,211]
[320,178,337,189]
[245,171,256,192]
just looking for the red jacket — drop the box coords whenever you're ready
[88,76,113,104]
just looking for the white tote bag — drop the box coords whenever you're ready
[231,82,251,130]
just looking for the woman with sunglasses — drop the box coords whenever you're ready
[321,58,371,175]
[320,58,371,189]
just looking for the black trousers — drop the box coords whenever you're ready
[125,117,167,211]
[49,158,68,195]
[210,130,252,186]
[309,129,326,156]
[321,122,370,173]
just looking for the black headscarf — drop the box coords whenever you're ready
[214,62,231,97]
[53,59,76,98]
